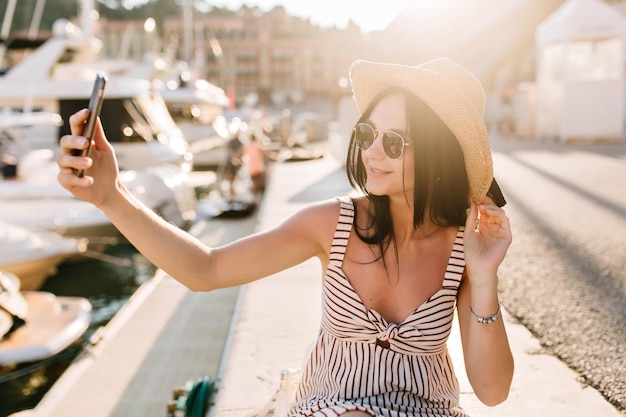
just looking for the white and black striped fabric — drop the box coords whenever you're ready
[289,198,469,417]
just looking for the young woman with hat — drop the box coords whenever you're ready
[57,57,513,416]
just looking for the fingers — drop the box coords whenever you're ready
[465,202,480,232]
[57,139,94,190]
[60,134,90,154]
[91,116,111,152]
[57,142,92,170]
[59,109,110,178]
[476,204,512,244]
[57,170,93,189]
[62,108,91,160]
[478,204,509,227]
[466,201,511,234]
[68,108,90,136]
[58,114,94,183]
[65,108,108,152]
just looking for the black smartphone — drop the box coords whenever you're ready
[75,71,107,177]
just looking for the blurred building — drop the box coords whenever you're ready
[155,6,370,107]
[372,0,569,88]
[94,0,626,142]
[535,0,626,142]
[373,0,626,141]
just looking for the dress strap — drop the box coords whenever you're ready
[328,197,354,267]
[443,226,466,289]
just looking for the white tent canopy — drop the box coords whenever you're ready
[535,0,626,142]
[537,0,626,45]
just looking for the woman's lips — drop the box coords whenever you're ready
[368,166,390,176]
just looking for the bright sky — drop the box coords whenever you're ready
[126,0,410,33]
[203,0,410,32]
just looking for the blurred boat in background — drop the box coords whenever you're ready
[0,156,197,239]
[0,221,87,291]
[0,18,194,173]
[128,58,230,125]
[0,271,91,366]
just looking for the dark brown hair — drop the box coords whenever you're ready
[346,87,469,257]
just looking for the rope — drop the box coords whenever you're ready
[0,347,79,384]
[77,249,134,267]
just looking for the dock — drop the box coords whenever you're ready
[29,151,621,417]
[29,210,258,416]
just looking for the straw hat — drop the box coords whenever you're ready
[349,57,493,204]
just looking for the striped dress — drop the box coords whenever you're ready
[289,198,468,417]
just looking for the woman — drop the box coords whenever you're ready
[57,57,513,416]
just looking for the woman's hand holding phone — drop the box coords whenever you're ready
[75,72,106,177]
[57,75,121,209]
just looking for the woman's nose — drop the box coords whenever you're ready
[363,131,385,159]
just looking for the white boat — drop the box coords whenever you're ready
[0,271,91,366]
[0,12,202,235]
[0,147,119,238]
[0,198,114,243]
[0,110,63,133]
[0,18,193,173]
[159,79,230,125]
[128,57,230,125]
[0,270,28,335]
[0,134,198,237]
[0,221,87,291]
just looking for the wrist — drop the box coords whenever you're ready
[467,277,500,317]
[466,264,498,280]
[99,180,131,212]
[466,271,498,294]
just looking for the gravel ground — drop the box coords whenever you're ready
[490,137,626,414]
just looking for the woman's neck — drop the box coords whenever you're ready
[388,195,447,244]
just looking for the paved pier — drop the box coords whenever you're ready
[211,153,623,417]
[31,214,258,416]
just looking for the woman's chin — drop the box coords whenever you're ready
[364,184,386,196]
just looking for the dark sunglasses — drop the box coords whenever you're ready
[353,123,410,160]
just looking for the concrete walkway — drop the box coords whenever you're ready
[29,213,259,417]
[212,153,623,417]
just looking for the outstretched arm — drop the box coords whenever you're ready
[457,201,514,406]
[57,109,334,291]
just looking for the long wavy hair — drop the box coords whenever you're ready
[345,87,469,269]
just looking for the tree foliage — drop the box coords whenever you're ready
[0,0,220,35]
[98,0,183,21]
[0,0,78,34]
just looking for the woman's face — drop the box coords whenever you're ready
[360,94,414,198]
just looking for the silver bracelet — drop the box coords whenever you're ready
[469,304,501,324]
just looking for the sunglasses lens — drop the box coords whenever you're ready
[355,123,375,150]
[383,132,405,159]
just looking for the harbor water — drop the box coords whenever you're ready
[0,244,156,417]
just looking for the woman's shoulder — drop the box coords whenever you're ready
[284,196,357,235]
[268,195,363,261]
[310,194,366,214]
[294,196,349,220]
[273,197,353,259]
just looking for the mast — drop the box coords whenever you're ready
[0,0,18,41]
[28,0,47,39]
[79,0,96,38]
[182,0,193,64]
[0,0,18,69]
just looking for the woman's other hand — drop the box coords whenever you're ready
[463,200,512,285]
